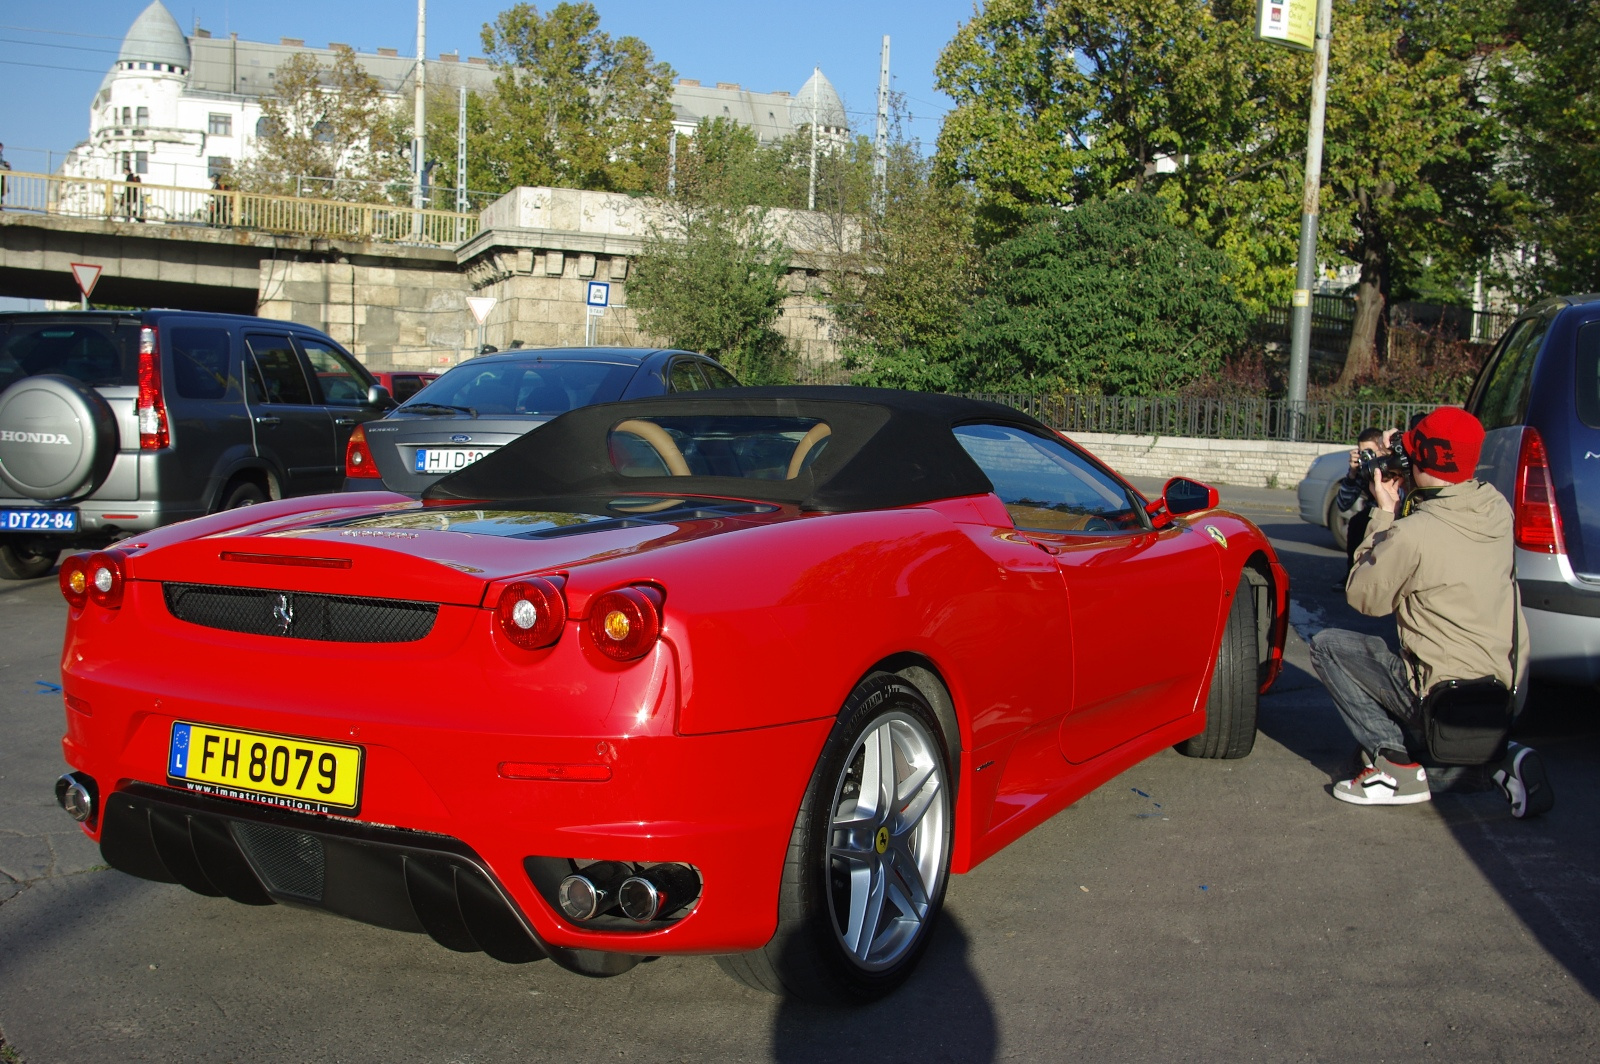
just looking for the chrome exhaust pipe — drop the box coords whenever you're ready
[557,861,629,921]
[55,772,95,823]
[618,864,701,923]
[617,876,661,922]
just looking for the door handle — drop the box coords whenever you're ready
[254,416,281,426]
[334,417,356,426]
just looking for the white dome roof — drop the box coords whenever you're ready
[117,2,190,69]
[790,68,848,130]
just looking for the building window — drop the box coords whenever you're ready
[208,113,232,136]
[312,121,333,144]
[255,116,279,139]
[135,106,149,128]
[207,156,232,179]
[121,107,131,126]
[135,151,148,174]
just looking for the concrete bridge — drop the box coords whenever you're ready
[0,170,846,372]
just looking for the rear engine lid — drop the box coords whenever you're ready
[126,496,786,603]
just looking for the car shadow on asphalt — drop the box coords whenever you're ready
[1433,688,1600,1000]
[1254,658,1361,781]
[769,914,997,1062]
[1260,655,1600,1000]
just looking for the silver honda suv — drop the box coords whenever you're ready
[0,311,393,579]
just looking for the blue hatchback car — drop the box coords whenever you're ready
[1466,293,1600,687]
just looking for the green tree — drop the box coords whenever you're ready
[239,48,410,196]
[949,194,1249,395]
[630,205,793,383]
[1491,0,1600,296]
[933,0,1495,388]
[837,146,980,392]
[474,2,674,193]
[1317,0,1482,386]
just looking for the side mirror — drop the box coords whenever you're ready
[1163,477,1219,517]
[365,383,397,411]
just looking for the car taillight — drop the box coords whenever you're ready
[587,585,663,661]
[86,550,127,609]
[344,424,382,479]
[1514,427,1566,554]
[137,326,169,450]
[59,553,90,609]
[496,578,567,649]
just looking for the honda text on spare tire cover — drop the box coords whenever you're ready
[0,311,395,580]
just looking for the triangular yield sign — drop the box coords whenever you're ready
[466,296,497,324]
[70,262,103,299]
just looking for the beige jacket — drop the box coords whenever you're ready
[1348,480,1529,696]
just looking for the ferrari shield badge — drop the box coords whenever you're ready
[1204,524,1228,549]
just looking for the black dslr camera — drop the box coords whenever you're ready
[1358,435,1412,480]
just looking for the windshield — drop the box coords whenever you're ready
[406,359,637,416]
[0,319,140,391]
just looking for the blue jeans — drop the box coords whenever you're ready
[1309,629,1415,756]
[1308,628,1486,790]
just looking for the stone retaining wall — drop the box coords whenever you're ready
[1071,431,1345,489]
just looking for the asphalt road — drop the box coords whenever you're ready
[2,486,1597,1063]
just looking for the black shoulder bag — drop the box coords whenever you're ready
[1418,562,1519,766]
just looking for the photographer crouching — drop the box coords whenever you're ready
[1309,407,1555,816]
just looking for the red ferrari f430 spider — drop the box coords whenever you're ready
[54,388,1287,1002]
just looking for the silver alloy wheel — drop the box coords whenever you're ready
[825,711,949,972]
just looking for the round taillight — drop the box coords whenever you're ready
[59,554,90,609]
[587,586,663,661]
[86,551,126,609]
[496,578,567,649]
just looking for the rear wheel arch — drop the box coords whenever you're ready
[861,653,963,783]
[206,462,275,512]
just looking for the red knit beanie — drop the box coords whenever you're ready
[1405,407,1483,484]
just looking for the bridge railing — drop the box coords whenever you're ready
[0,169,479,247]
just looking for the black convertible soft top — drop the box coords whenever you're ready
[422,386,1056,512]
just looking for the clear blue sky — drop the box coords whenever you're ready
[0,0,981,174]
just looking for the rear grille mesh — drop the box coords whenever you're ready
[163,583,438,643]
[231,822,325,901]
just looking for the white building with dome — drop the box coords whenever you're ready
[63,1,854,194]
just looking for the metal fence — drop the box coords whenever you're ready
[1256,292,1517,348]
[0,169,479,247]
[968,393,1440,444]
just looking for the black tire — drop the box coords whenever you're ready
[717,673,953,1003]
[217,479,267,511]
[1177,576,1259,759]
[1327,491,1351,554]
[0,541,58,580]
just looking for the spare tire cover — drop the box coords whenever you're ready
[0,374,120,501]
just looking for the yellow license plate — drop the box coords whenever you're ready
[167,722,363,814]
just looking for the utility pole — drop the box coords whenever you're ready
[807,66,819,212]
[874,37,890,212]
[1285,0,1333,437]
[412,0,427,237]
